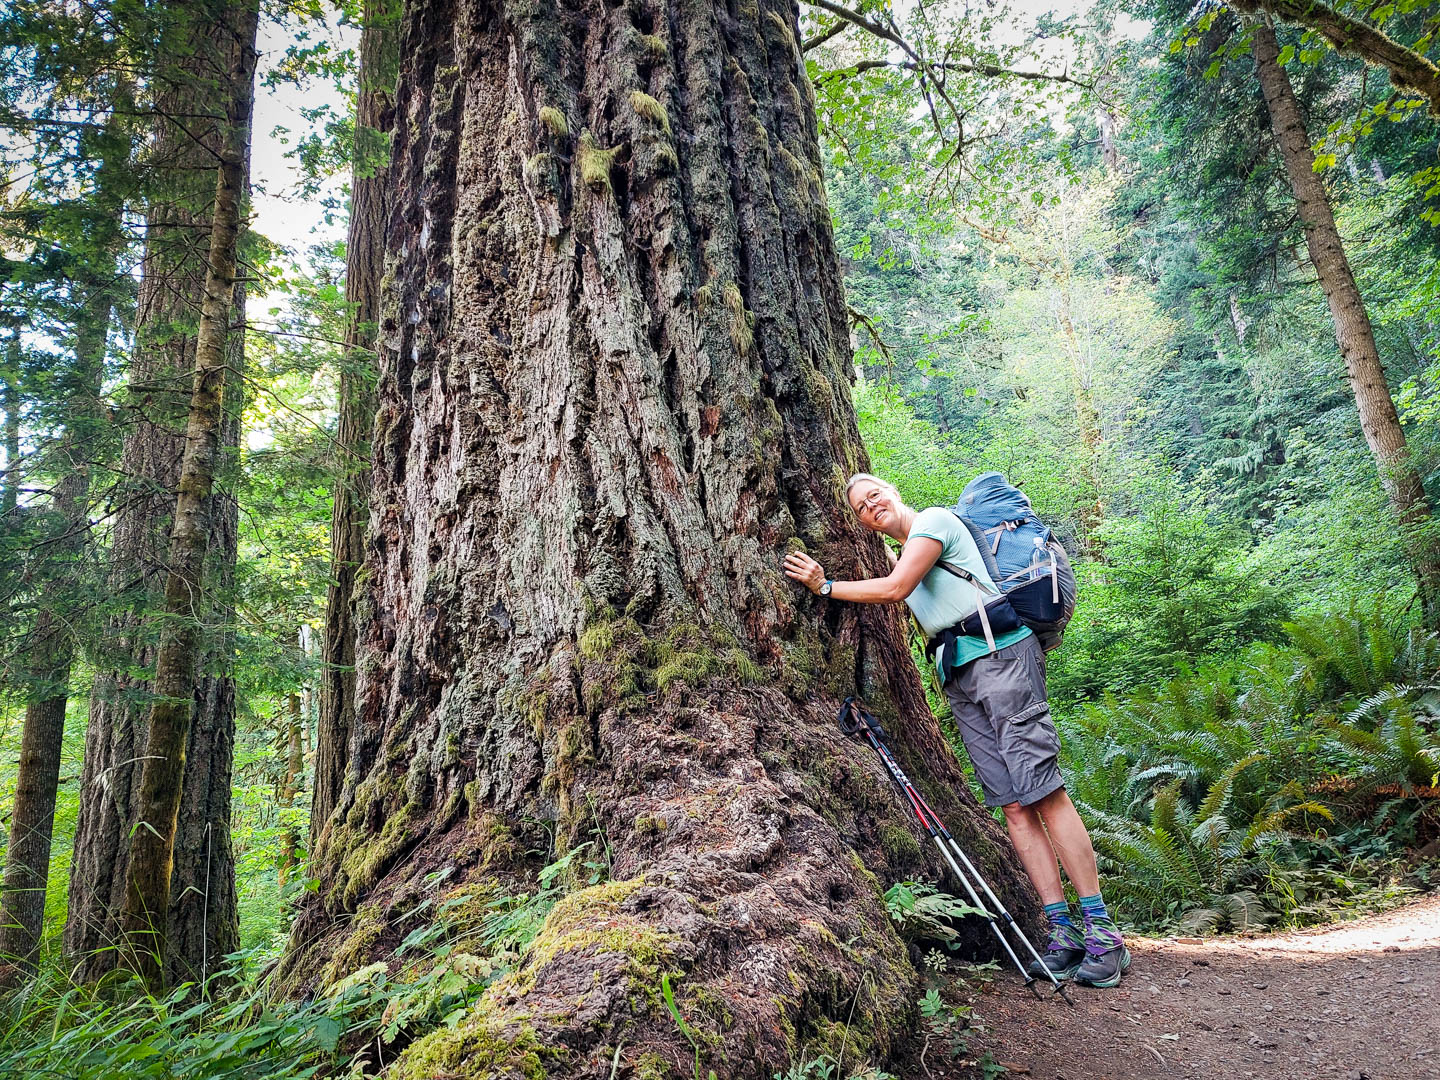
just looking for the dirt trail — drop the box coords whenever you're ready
[968,894,1440,1080]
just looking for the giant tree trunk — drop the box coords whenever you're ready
[1252,22,1440,627]
[314,0,402,841]
[0,278,111,982]
[65,3,251,984]
[286,0,1037,1075]
[118,0,259,987]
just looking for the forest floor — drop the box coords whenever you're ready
[915,891,1440,1080]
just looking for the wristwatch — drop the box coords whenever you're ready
[819,579,833,597]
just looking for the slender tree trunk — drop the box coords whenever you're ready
[65,2,251,985]
[0,633,69,982]
[1096,107,1120,172]
[314,0,402,840]
[282,693,304,805]
[0,282,111,982]
[117,0,259,988]
[1,345,18,518]
[283,0,1037,1074]
[278,693,303,887]
[1057,291,1104,558]
[1252,22,1440,627]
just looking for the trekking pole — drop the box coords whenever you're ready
[839,698,1073,1004]
[892,748,1073,1004]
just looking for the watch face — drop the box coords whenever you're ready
[821,581,832,596]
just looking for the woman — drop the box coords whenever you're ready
[782,473,1128,988]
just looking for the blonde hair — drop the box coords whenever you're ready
[844,472,898,513]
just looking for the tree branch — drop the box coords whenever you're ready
[1226,0,1440,115]
[801,18,852,52]
[816,56,1093,88]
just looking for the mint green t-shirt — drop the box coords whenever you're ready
[903,506,1032,679]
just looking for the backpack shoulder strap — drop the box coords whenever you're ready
[933,559,997,594]
[946,509,1004,584]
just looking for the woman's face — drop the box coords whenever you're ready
[847,480,901,532]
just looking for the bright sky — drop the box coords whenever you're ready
[245,1,1145,260]
[249,17,355,270]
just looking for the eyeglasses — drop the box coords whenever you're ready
[855,490,886,514]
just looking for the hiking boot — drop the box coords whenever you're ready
[1027,920,1086,981]
[1074,918,1129,988]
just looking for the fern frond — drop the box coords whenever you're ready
[1197,752,1266,822]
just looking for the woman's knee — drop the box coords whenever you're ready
[1000,800,1032,825]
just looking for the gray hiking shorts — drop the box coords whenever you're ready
[942,634,1065,808]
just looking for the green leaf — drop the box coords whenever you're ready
[661,972,695,1041]
[313,1016,343,1053]
[1277,45,1295,66]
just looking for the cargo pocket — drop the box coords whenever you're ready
[1000,708,1062,802]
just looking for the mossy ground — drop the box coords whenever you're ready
[387,1010,552,1080]
[319,905,388,988]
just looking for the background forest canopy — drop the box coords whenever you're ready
[0,0,1438,1074]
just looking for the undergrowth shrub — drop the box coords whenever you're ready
[1057,604,1440,932]
[0,842,606,1079]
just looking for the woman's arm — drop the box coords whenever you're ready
[782,538,942,603]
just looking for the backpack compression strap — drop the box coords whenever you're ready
[982,519,1031,555]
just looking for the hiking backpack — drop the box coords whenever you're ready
[934,472,1077,653]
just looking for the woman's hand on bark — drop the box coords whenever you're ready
[783,551,826,594]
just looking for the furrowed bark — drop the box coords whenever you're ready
[117,0,260,988]
[286,0,1038,1074]
[315,0,402,842]
[1253,21,1440,628]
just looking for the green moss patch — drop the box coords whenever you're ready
[879,824,923,865]
[628,91,671,133]
[389,1009,550,1080]
[511,878,679,1009]
[723,282,754,356]
[337,799,418,907]
[319,905,387,988]
[577,131,621,192]
[576,615,764,708]
[538,105,567,138]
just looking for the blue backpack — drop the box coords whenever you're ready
[943,473,1076,651]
